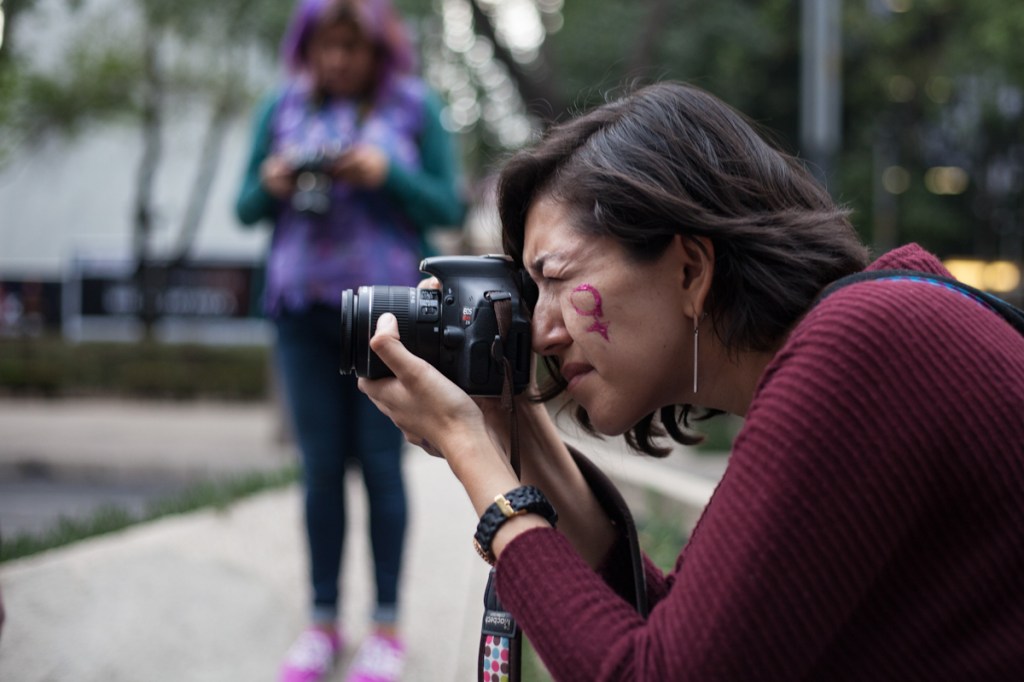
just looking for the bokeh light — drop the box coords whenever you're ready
[883,0,913,12]
[887,75,915,102]
[882,166,911,194]
[944,259,1021,293]
[925,76,952,104]
[426,0,561,149]
[924,166,969,195]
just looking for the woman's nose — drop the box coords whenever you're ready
[531,298,570,355]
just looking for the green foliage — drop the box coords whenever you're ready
[515,0,1024,262]
[522,638,555,682]
[693,414,742,454]
[839,2,1024,256]
[0,0,292,152]
[637,490,690,574]
[0,337,270,400]
[0,465,298,562]
[15,40,142,138]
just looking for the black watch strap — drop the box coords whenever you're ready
[473,485,557,564]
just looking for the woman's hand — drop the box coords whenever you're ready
[359,313,524,514]
[358,313,487,460]
[334,144,389,189]
[259,154,295,199]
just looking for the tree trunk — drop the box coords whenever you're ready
[133,31,164,340]
[468,0,565,123]
[169,91,234,268]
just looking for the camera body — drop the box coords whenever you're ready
[290,149,338,217]
[339,255,532,396]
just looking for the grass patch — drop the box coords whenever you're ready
[0,465,299,563]
[693,413,743,453]
[636,490,690,574]
[0,336,271,400]
[522,638,554,681]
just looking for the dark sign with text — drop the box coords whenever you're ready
[78,262,262,319]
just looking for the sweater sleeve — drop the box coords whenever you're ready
[382,90,465,231]
[495,276,1024,680]
[234,94,281,228]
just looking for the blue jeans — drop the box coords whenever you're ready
[275,305,407,625]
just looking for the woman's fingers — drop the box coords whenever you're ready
[417,276,441,291]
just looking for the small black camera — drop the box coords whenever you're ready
[339,255,533,396]
[291,150,337,217]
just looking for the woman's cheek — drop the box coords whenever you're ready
[570,283,611,342]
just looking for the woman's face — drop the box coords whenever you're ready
[523,196,693,435]
[308,20,376,98]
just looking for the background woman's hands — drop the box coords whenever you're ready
[259,154,295,199]
[259,143,390,201]
[334,144,389,189]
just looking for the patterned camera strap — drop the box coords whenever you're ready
[479,568,521,682]
[479,293,523,682]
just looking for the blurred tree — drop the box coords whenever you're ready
[427,0,1022,274]
[0,0,291,335]
[842,0,1024,268]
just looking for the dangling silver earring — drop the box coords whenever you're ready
[692,314,700,394]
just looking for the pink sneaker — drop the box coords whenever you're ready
[345,633,405,682]
[279,627,343,682]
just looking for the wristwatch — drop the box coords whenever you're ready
[473,485,558,565]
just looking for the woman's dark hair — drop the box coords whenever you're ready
[498,81,870,456]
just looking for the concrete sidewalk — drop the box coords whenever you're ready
[0,398,727,681]
[0,399,489,681]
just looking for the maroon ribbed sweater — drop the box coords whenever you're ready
[496,244,1024,680]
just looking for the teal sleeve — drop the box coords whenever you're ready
[234,94,281,228]
[383,90,466,232]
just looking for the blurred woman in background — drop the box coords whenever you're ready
[235,0,464,680]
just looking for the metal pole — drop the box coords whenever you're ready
[800,0,842,192]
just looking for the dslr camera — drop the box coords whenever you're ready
[290,149,339,217]
[339,255,533,396]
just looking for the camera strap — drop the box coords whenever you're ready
[476,295,650,679]
[479,292,524,682]
[489,294,521,476]
[814,269,1024,335]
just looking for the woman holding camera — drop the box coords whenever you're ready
[235,0,463,680]
[360,81,1024,680]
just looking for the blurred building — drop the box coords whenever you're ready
[0,0,277,342]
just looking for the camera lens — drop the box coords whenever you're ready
[340,286,420,378]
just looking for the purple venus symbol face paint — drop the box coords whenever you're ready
[570,284,610,341]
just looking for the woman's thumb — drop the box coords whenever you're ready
[368,313,405,370]
[374,312,399,338]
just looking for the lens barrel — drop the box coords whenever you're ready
[339,286,419,378]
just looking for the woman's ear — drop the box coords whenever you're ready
[673,235,714,316]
